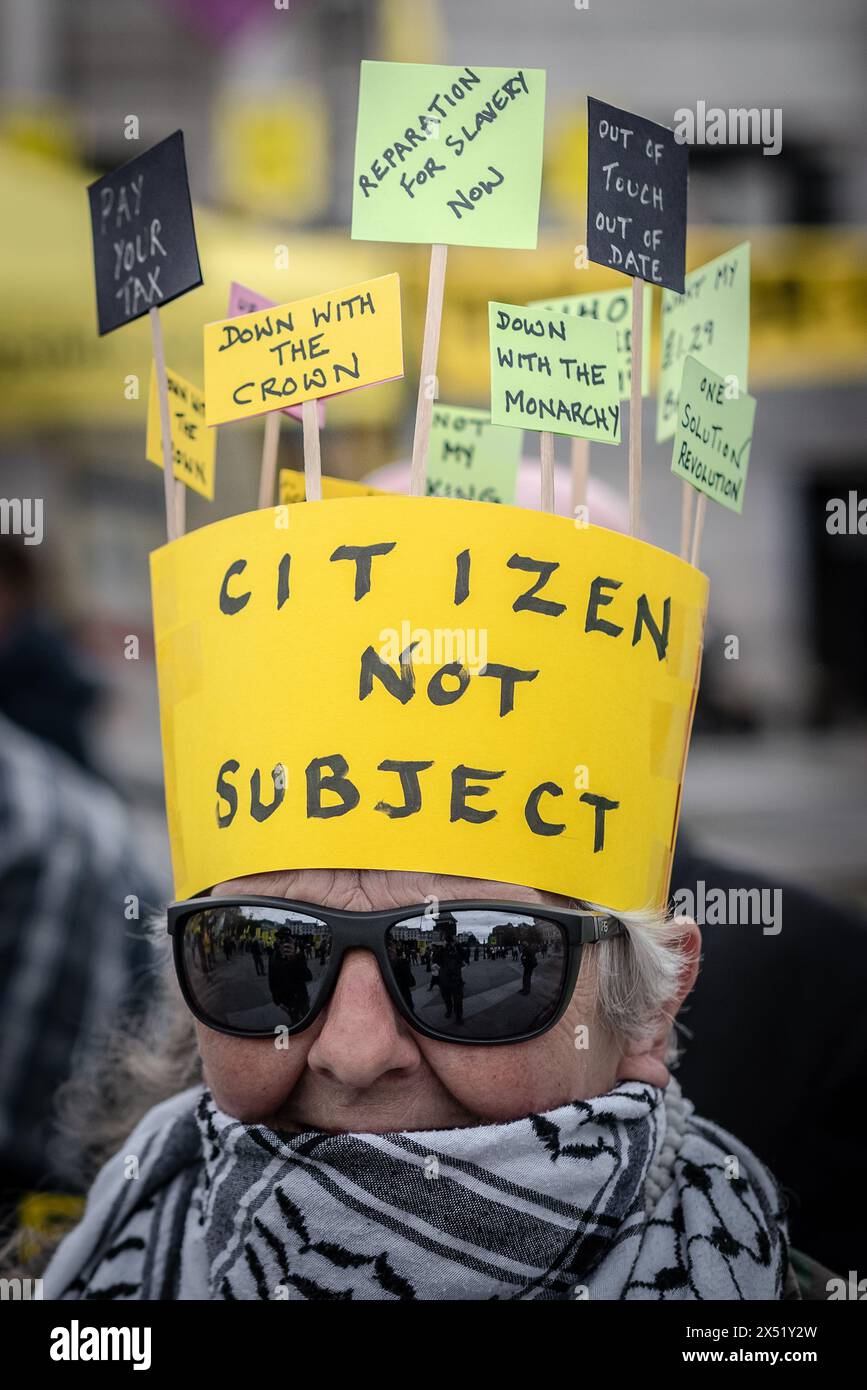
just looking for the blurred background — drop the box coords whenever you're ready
[0,0,865,903]
[1,0,867,1282]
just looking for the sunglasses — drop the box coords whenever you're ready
[167,896,624,1047]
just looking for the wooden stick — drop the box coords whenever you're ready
[570,436,589,514]
[174,483,186,537]
[690,493,708,568]
[410,242,448,496]
[680,482,695,560]
[258,410,281,508]
[149,306,180,542]
[628,279,644,537]
[540,431,555,513]
[302,399,322,501]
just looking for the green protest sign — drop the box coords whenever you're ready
[657,241,750,441]
[671,355,755,514]
[488,301,621,443]
[426,404,522,503]
[528,285,652,399]
[351,62,546,249]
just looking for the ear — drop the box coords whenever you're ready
[614,917,701,1089]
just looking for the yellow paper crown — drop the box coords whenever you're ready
[150,495,708,912]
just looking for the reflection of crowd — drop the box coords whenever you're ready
[268,931,313,1023]
[427,944,466,1021]
[194,912,558,1027]
[386,927,558,1023]
[189,912,335,1023]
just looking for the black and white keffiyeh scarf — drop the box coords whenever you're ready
[44,1080,788,1300]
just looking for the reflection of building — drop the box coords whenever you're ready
[489,919,562,950]
[282,917,317,939]
[391,924,445,945]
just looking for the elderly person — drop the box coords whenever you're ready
[29,484,813,1301]
[37,862,794,1302]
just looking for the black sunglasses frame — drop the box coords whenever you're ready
[167,896,625,1047]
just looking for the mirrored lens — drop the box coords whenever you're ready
[385,909,569,1041]
[179,904,332,1034]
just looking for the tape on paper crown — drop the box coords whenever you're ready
[150,496,708,911]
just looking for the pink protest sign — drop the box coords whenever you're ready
[227,283,326,425]
[164,0,264,43]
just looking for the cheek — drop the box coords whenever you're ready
[416,985,619,1120]
[416,1037,558,1122]
[416,1024,591,1121]
[196,1023,314,1122]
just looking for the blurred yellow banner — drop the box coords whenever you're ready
[2,141,866,432]
[0,143,405,430]
[434,230,867,401]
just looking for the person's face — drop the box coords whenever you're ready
[195,868,692,1135]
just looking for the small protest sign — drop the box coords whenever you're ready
[87,130,202,335]
[489,302,621,443]
[528,285,652,399]
[671,356,755,514]
[204,273,404,426]
[278,471,384,504]
[657,242,750,441]
[351,62,546,249]
[146,364,215,500]
[586,98,688,294]
[426,405,522,503]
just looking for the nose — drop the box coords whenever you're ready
[305,948,421,1088]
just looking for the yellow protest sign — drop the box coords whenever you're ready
[278,470,385,504]
[151,496,707,911]
[203,273,404,426]
[146,364,215,500]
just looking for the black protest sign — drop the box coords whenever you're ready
[586,98,688,295]
[87,130,202,335]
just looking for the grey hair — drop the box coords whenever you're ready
[52,916,201,1190]
[586,904,689,1064]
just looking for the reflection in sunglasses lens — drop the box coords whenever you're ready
[386,910,568,1041]
[181,905,331,1034]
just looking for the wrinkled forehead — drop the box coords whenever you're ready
[210,866,573,912]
